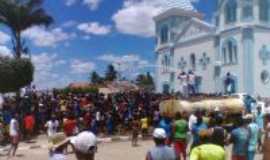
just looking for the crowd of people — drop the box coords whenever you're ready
[0,89,269,160]
[144,106,269,160]
[0,90,168,156]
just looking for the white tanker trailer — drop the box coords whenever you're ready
[159,97,247,118]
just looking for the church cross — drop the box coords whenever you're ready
[260,45,270,65]
[178,57,187,70]
[199,53,210,70]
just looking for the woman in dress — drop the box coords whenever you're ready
[263,114,270,160]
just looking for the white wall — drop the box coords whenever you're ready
[254,29,270,97]
[218,31,245,93]
[173,37,216,93]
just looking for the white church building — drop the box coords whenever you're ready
[154,0,270,97]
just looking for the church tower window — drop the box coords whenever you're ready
[225,0,237,24]
[242,0,253,20]
[222,48,227,64]
[161,25,169,44]
[162,54,171,72]
[259,0,270,22]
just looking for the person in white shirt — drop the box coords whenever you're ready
[188,71,196,95]
[7,113,20,157]
[179,72,188,98]
[187,112,198,153]
[188,113,198,131]
[45,115,59,137]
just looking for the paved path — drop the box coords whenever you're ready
[0,135,263,160]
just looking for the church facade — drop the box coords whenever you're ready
[154,0,270,97]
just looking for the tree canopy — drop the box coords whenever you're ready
[0,0,53,93]
[105,64,118,81]
[90,71,103,84]
[0,0,53,58]
[0,57,34,93]
[136,72,155,91]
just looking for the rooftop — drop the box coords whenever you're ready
[164,0,196,12]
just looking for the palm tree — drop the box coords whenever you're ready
[0,0,53,58]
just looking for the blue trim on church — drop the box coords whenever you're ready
[243,28,255,95]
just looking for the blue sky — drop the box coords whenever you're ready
[0,0,216,89]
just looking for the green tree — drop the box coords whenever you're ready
[0,0,53,58]
[146,72,154,86]
[136,72,155,90]
[0,57,34,93]
[105,64,117,81]
[90,71,103,84]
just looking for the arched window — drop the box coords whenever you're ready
[222,47,227,64]
[162,54,170,72]
[190,54,196,71]
[225,0,237,24]
[228,41,234,63]
[222,38,238,65]
[161,25,168,44]
[259,0,270,22]
[242,0,253,20]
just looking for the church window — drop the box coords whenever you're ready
[228,41,234,63]
[261,70,270,84]
[162,54,170,72]
[215,16,220,26]
[170,73,175,83]
[260,0,270,22]
[242,0,253,20]
[233,45,238,63]
[225,0,237,24]
[222,38,238,65]
[161,25,169,44]
[190,54,196,71]
[222,48,227,64]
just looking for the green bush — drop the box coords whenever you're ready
[0,57,34,93]
[55,87,99,95]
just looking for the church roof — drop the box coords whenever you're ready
[164,0,196,12]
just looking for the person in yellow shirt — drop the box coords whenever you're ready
[141,115,148,139]
[190,144,225,160]
[190,129,226,160]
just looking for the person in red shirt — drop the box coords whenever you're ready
[83,112,92,130]
[63,115,77,137]
[24,113,35,140]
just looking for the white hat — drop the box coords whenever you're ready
[153,128,166,139]
[70,131,97,154]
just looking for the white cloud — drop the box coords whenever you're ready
[77,22,111,35]
[0,45,12,57]
[31,53,96,89]
[0,31,11,44]
[65,0,77,6]
[98,54,150,74]
[64,0,102,10]
[70,59,95,74]
[112,0,199,37]
[62,20,78,28]
[83,0,102,10]
[32,52,69,89]
[22,26,76,47]
[112,0,164,37]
